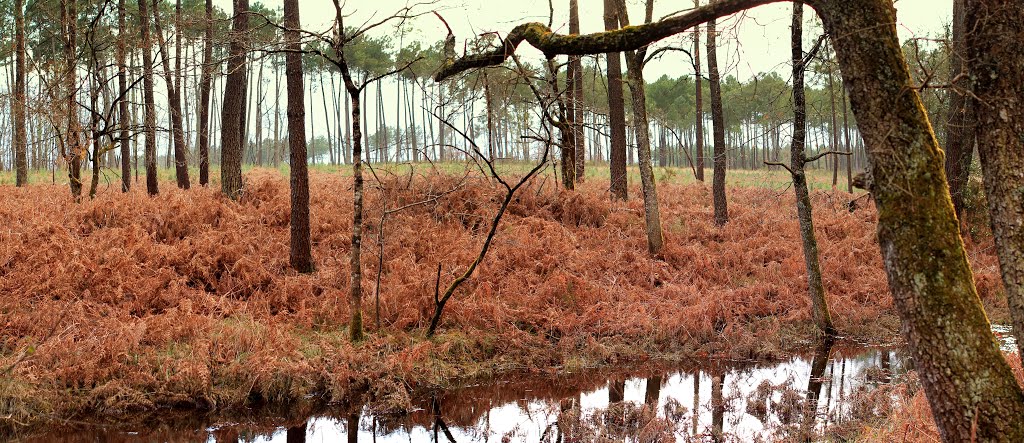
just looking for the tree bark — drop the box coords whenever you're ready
[320,70,334,165]
[788,1,835,335]
[220,0,249,199]
[137,0,159,195]
[197,0,213,186]
[944,0,975,224]
[841,83,852,193]
[604,0,628,200]
[827,42,840,190]
[332,38,367,342]
[569,0,586,182]
[150,0,190,189]
[88,38,105,199]
[115,0,131,192]
[62,0,83,199]
[284,0,313,274]
[551,61,575,191]
[13,0,28,186]
[620,0,665,254]
[694,0,705,182]
[966,0,1024,359]
[273,65,281,166]
[707,3,728,226]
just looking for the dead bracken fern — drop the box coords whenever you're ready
[0,171,1005,431]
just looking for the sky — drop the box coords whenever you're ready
[213,0,953,81]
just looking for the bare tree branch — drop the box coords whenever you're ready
[434,0,783,81]
[805,150,852,163]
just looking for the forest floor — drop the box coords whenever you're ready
[0,164,1008,437]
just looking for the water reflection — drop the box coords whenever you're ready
[22,344,910,443]
[285,422,305,443]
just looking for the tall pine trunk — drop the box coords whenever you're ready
[707,2,728,225]
[693,0,705,182]
[63,0,83,199]
[569,0,586,182]
[827,42,839,189]
[116,0,131,192]
[605,0,627,199]
[137,0,159,195]
[150,0,190,188]
[13,0,27,186]
[944,0,974,223]
[220,0,249,199]
[841,84,851,192]
[197,0,213,186]
[284,0,313,273]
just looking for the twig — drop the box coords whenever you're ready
[424,107,551,336]
[805,150,852,163]
[373,173,468,328]
[764,160,795,177]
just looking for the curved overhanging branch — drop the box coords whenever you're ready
[433,0,784,81]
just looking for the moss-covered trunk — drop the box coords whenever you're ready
[815,0,1024,439]
[966,0,1024,359]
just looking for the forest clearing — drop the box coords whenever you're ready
[3,0,1024,440]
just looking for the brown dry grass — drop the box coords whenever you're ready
[0,168,1005,433]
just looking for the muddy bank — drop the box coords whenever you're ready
[0,171,1006,434]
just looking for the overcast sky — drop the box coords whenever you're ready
[213,0,953,81]
[194,0,954,153]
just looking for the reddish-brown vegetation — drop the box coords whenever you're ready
[0,170,1005,429]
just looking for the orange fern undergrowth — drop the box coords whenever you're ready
[0,169,1004,425]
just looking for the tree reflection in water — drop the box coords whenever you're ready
[29,345,912,442]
